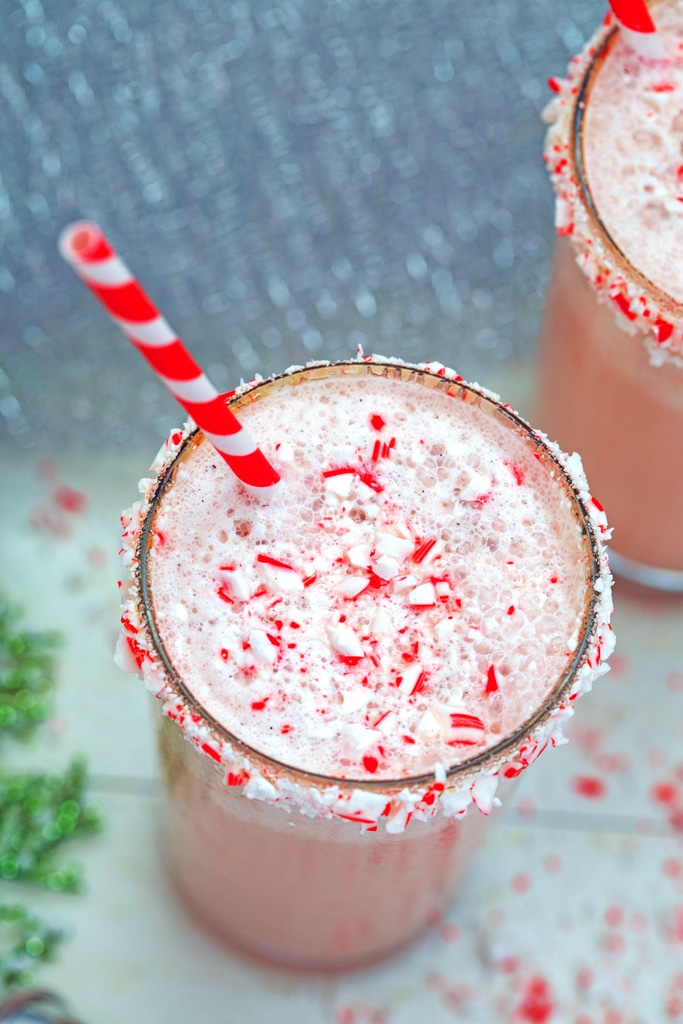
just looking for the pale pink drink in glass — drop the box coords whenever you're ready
[117,358,613,969]
[539,0,683,590]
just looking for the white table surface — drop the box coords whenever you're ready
[1,366,682,1024]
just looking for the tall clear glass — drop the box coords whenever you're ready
[133,360,606,969]
[537,12,683,591]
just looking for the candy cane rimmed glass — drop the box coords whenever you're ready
[539,12,683,592]
[572,24,683,327]
[135,360,605,969]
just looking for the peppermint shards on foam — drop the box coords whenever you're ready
[544,3,683,367]
[117,358,614,833]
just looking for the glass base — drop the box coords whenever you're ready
[609,549,683,593]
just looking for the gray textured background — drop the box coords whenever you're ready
[0,0,604,449]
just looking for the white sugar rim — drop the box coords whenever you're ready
[543,9,683,368]
[116,356,615,833]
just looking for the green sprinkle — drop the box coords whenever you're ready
[0,859,18,880]
[0,599,57,742]
[1,906,24,926]
[6,637,27,657]
[15,691,35,712]
[25,936,44,957]
[0,595,103,995]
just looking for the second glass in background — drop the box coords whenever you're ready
[537,0,683,591]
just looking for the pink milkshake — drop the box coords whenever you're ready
[539,0,683,590]
[117,358,613,968]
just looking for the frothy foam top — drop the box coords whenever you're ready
[147,372,589,781]
[584,2,683,303]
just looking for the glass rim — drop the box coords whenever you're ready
[137,359,603,792]
[571,11,683,321]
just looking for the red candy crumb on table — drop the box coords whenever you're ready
[512,976,555,1024]
[604,905,624,928]
[53,485,88,514]
[651,782,680,806]
[662,858,683,879]
[572,776,607,799]
[511,873,532,894]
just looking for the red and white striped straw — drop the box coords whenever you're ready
[607,0,664,59]
[59,222,281,499]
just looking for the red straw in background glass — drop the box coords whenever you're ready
[607,0,664,59]
[59,222,281,499]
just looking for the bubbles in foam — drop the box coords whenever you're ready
[149,374,589,780]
